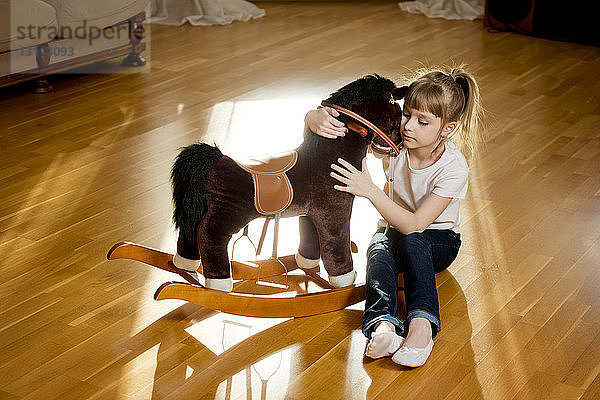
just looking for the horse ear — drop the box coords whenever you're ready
[392,86,409,100]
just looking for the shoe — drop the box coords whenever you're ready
[365,331,405,359]
[392,339,434,367]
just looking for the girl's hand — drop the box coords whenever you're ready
[330,157,378,199]
[305,107,347,139]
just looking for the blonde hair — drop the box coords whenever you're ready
[400,65,485,159]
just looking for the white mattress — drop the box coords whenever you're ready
[0,0,59,53]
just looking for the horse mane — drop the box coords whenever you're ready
[323,74,396,108]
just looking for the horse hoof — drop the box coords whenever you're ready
[329,269,356,288]
[173,253,201,271]
[205,277,234,292]
[295,253,320,269]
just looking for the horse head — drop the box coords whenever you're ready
[322,74,406,155]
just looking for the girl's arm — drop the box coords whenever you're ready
[331,158,452,234]
[305,107,348,138]
[368,186,452,234]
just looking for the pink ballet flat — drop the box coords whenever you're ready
[391,339,434,367]
[364,332,405,359]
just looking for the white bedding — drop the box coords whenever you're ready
[398,0,484,21]
[148,0,265,26]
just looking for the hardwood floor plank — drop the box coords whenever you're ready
[545,383,585,400]
[444,320,540,400]
[581,371,600,400]
[511,371,562,400]
[562,330,600,389]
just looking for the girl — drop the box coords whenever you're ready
[305,66,483,367]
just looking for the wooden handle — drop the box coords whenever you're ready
[347,121,367,137]
[323,103,401,155]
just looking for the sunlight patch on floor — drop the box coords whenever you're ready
[126,224,185,337]
[185,365,194,380]
[115,343,161,397]
[344,330,372,400]
[185,313,291,356]
[459,161,509,394]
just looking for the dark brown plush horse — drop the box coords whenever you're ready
[171,74,404,290]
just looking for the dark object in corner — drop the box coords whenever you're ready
[484,0,599,45]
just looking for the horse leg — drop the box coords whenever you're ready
[312,213,356,287]
[296,216,321,270]
[173,233,201,279]
[192,154,255,292]
[196,192,255,292]
[196,213,236,291]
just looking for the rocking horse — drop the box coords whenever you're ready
[108,74,406,318]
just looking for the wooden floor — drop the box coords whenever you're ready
[1,2,600,399]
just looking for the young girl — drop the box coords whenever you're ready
[305,66,483,367]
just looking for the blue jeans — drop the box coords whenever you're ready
[362,227,461,339]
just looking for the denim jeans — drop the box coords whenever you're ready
[362,227,461,339]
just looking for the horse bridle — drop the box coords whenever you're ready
[320,102,401,157]
[321,101,400,241]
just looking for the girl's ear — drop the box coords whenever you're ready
[444,121,458,134]
[392,86,409,100]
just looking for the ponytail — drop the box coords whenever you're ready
[449,66,485,159]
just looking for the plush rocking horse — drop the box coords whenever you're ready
[108,74,406,318]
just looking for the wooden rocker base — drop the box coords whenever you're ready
[107,241,366,318]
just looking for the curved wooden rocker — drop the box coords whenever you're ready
[107,241,366,318]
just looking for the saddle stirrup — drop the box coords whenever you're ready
[232,224,258,259]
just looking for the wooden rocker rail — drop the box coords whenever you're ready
[107,241,366,318]
[154,282,365,318]
[107,241,300,280]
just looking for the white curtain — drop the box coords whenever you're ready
[149,0,265,26]
[398,0,484,21]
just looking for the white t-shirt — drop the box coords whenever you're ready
[377,140,469,233]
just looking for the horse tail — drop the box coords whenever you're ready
[171,143,223,244]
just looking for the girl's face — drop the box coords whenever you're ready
[400,107,454,151]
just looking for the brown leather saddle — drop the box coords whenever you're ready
[235,151,298,216]
[234,151,298,259]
